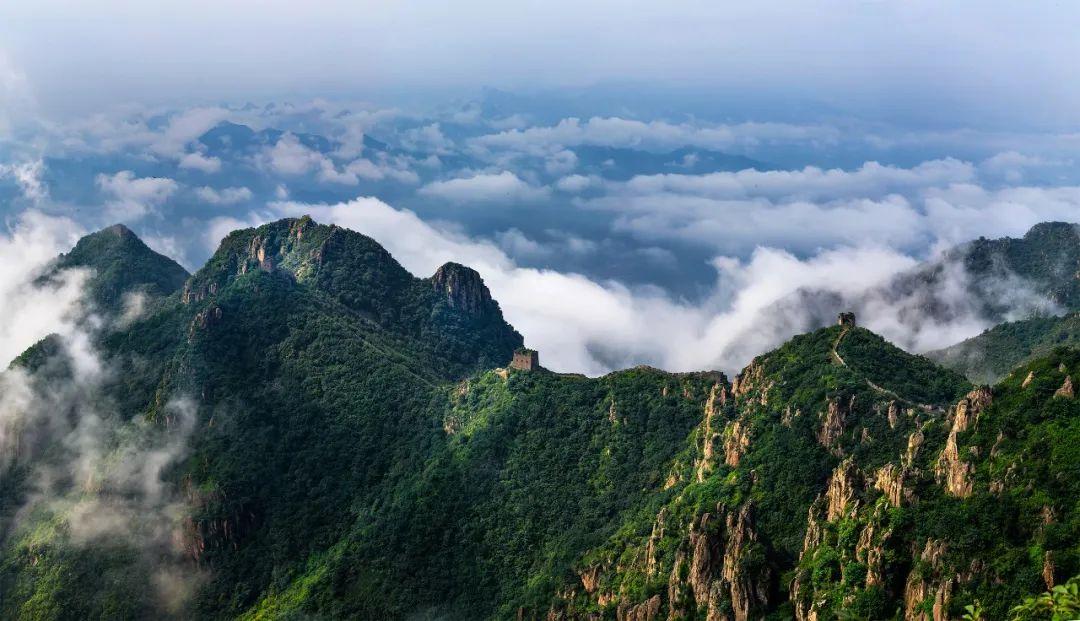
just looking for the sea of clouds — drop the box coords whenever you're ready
[1,99,1078,377]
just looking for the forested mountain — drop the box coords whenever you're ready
[928,312,1080,384]
[0,219,1076,620]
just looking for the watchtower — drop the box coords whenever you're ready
[510,348,539,371]
[838,312,856,328]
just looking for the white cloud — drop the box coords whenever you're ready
[265,133,326,175]
[0,159,49,202]
[544,149,578,175]
[96,170,178,221]
[178,151,222,173]
[575,159,1080,255]
[614,159,975,202]
[195,185,253,205]
[263,197,989,376]
[471,116,839,155]
[495,228,597,260]
[401,123,454,154]
[555,174,598,193]
[340,157,420,185]
[263,133,417,185]
[151,107,229,158]
[418,171,550,203]
[0,211,88,366]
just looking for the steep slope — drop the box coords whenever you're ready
[1,217,523,619]
[50,223,189,312]
[928,312,1080,383]
[553,321,1077,620]
[238,366,726,619]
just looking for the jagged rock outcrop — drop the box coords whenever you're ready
[855,505,891,588]
[617,595,661,621]
[1043,551,1056,589]
[662,503,768,621]
[1022,370,1035,388]
[936,427,973,498]
[825,458,861,521]
[953,385,992,432]
[903,540,952,621]
[903,426,925,468]
[579,566,601,594]
[887,400,900,429]
[188,305,223,340]
[1054,375,1074,398]
[431,262,494,314]
[721,504,769,621]
[934,387,991,498]
[644,507,668,577]
[696,383,729,481]
[817,396,854,456]
[723,420,750,467]
[874,462,906,507]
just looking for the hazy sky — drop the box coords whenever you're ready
[3,1,1080,128]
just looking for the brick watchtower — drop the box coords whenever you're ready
[510,348,539,371]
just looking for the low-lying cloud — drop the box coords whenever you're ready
[268,195,1054,376]
[0,216,204,614]
[418,171,550,203]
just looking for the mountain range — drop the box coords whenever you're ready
[0,218,1077,620]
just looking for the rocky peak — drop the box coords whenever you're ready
[431,262,494,315]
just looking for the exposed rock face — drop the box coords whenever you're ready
[188,305,223,340]
[886,400,900,429]
[934,387,991,498]
[696,383,729,482]
[1022,370,1035,388]
[687,513,722,607]
[723,420,750,467]
[904,427,925,468]
[579,566,601,594]
[731,360,764,400]
[1054,375,1074,399]
[722,504,768,621]
[936,426,973,498]
[826,458,861,521]
[617,595,661,621]
[855,507,890,588]
[663,503,768,621]
[903,540,952,621]
[644,507,668,577]
[817,396,854,455]
[1043,551,1056,589]
[432,262,494,314]
[874,463,905,507]
[791,500,825,621]
[953,385,992,432]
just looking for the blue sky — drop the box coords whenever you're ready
[0,1,1078,374]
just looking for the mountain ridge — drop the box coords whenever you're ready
[0,219,1076,620]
